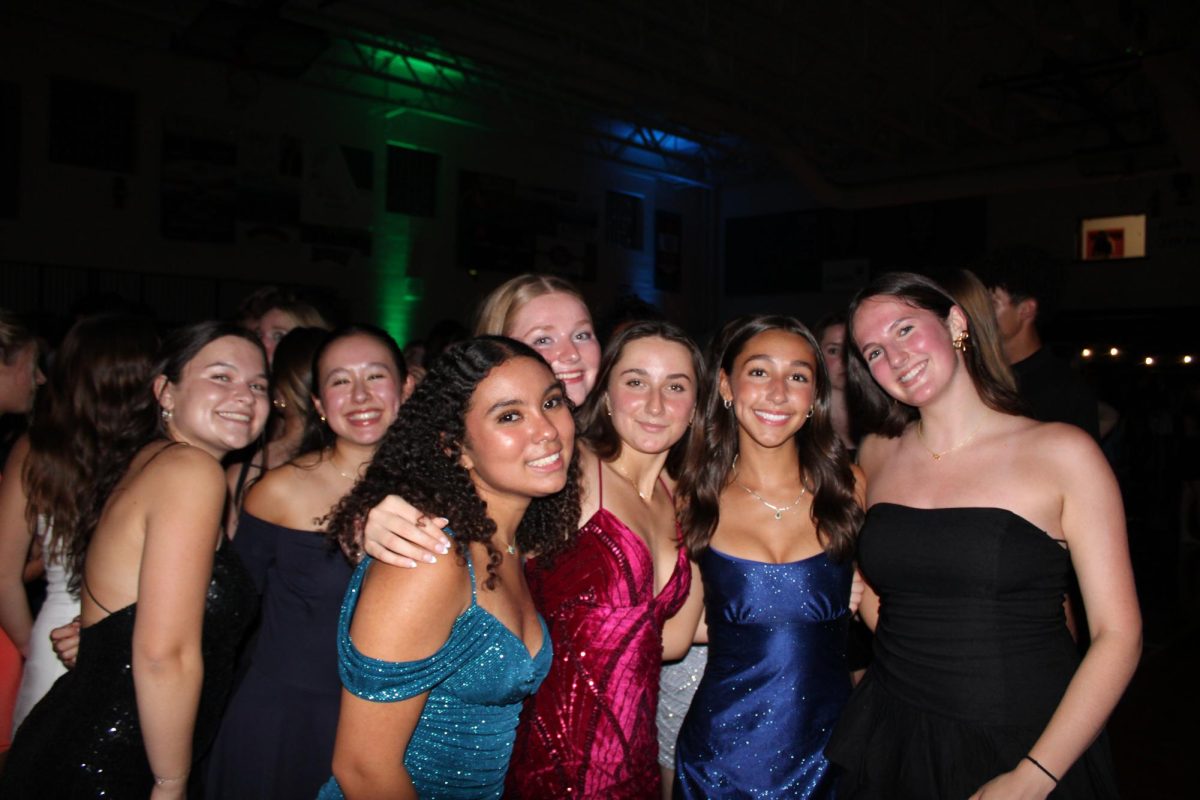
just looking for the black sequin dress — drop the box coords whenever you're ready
[1,545,256,798]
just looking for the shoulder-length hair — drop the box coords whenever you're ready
[297,324,408,457]
[678,315,861,562]
[324,336,582,589]
[575,319,704,480]
[474,273,588,337]
[846,271,1025,438]
[24,314,161,591]
[155,321,266,434]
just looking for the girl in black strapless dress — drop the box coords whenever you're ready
[2,322,268,798]
[827,273,1140,799]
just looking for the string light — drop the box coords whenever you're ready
[1081,348,1093,358]
[1185,355,1194,365]
[1109,347,1120,357]
[1144,357,1155,366]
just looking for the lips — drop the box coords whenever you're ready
[527,451,564,470]
[897,361,927,386]
[555,370,584,384]
[753,410,792,425]
[216,411,252,424]
[345,409,383,425]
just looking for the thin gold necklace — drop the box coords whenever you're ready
[609,461,652,502]
[735,480,805,520]
[329,452,362,481]
[916,416,986,461]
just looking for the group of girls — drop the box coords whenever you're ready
[0,263,1139,800]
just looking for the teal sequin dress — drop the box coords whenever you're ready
[318,552,552,799]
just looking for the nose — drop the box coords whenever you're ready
[352,376,369,402]
[645,387,664,417]
[767,374,787,403]
[532,407,559,443]
[553,340,581,366]
[886,347,906,369]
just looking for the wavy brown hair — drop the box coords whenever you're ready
[24,315,160,592]
[576,319,705,479]
[679,315,862,562]
[324,336,582,589]
[846,271,1025,438]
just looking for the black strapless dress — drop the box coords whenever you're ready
[825,504,1119,799]
[1,545,256,798]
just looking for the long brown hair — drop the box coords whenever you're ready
[846,271,1025,438]
[23,315,160,591]
[678,315,861,562]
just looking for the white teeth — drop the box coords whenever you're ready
[348,411,381,421]
[218,412,251,422]
[556,371,582,381]
[528,452,561,467]
[898,364,924,384]
[756,411,789,422]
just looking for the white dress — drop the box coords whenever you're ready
[12,520,78,733]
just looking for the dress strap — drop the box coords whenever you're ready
[658,475,673,503]
[596,455,604,508]
[81,575,115,617]
[446,527,477,606]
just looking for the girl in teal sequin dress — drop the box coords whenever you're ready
[318,337,582,799]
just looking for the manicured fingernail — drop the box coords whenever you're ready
[424,553,438,563]
[439,544,451,554]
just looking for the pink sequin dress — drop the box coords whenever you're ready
[507,463,691,799]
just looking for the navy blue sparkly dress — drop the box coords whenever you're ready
[674,546,852,799]
[318,552,553,799]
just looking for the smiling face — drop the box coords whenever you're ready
[720,328,817,450]
[460,356,576,509]
[852,296,967,407]
[157,335,270,459]
[506,292,600,406]
[819,323,848,392]
[313,333,406,450]
[604,336,697,456]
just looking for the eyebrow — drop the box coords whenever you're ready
[857,315,917,350]
[619,367,693,382]
[324,362,394,374]
[742,353,814,369]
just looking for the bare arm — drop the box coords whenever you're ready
[971,429,1141,799]
[359,495,450,568]
[132,448,226,797]
[0,437,36,655]
[330,552,468,797]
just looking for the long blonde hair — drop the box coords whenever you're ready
[473,274,586,336]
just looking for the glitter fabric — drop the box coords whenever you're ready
[317,553,551,800]
[0,544,257,797]
[656,644,708,767]
[674,547,851,799]
[826,504,1120,799]
[507,465,690,799]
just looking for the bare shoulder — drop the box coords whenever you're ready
[142,442,225,489]
[1017,419,1104,467]
[244,460,307,512]
[3,433,30,474]
[351,551,471,662]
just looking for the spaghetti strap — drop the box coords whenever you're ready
[596,456,604,508]
[81,575,115,617]
[446,527,477,606]
[658,475,673,503]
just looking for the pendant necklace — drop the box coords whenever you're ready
[609,461,652,502]
[916,415,986,461]
[735,480,806,520]
[329,452,361,481]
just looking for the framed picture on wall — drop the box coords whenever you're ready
[1079,214,1146,261]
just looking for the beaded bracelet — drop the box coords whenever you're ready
[1024,754,1059,785]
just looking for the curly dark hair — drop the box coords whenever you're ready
[845,271,1025,438]
[325,336,582,589]
[24,314,161,592]
[678,315,862,563]
[576,319,705,480]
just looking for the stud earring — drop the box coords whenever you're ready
[161,408,172,421]
[952,330,970,351]
[320,414,326,423]
[806,407,813,419]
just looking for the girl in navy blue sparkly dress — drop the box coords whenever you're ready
[673,315,865,798]
[318,337,582,799]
